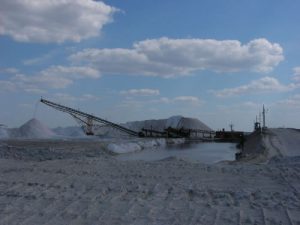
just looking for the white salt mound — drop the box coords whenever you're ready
[166,115,212,131]
[2,116,212,139]
[10,118,56,139]
[127,115,212,132]
[0,127,8,139]
[96,115,212,137]
[125,118,166,132]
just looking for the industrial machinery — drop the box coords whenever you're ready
[40,98,215,139]
[40,98,143,137]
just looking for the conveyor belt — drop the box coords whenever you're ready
[40,98,140,137]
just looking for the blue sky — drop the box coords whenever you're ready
[0,0,299,131]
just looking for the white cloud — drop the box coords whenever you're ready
[0,80,16,92]
[41,65,100,79]
[277,94,300,107]
[153,96,203,105]
[23,51,57,66]
[70,37,284,77]
[1,66,101,93]
[159,97,171,103]
[173,96,202,104]
[213,76,297,97]
[123,96,203,106]
[15,66,100,89]
[242,101,261,109]
[0,0,117,43]
[24,88,47,94]
[119,99,145,109]
[293,67,300,81]
[53,93,101,102]
[0,68,19,74]
[14,73,74,89]
[121,89,160,96]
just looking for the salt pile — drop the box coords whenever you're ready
[9,118,56,139]
[125,118,166,132]
[127,115,212,131]
[96,115,212,137]
[165,115,212,131]
[1,115,212,139]
[0,126,8,139]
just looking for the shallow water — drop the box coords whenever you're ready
[116,141,237,164]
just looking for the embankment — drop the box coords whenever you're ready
[237,128,300,163]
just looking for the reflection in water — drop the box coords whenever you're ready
[116,141,237,164]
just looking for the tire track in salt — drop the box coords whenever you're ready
[18,164,90,225]
[0,179,40,225]
[284,208,294,225]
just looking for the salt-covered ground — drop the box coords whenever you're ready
[264,128,300,157]
[0,129,300,225]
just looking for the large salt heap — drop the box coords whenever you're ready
[125,118,167,132]
[126,115,212,132]
[96,115,212,137]
[166,115,212,131]
[9,118,56,139]
[0,126,8,139]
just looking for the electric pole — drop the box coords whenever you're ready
[262,105,265,128]
[229,123,234,132]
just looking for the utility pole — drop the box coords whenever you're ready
[262,104,266,128]
[229,123,234,132]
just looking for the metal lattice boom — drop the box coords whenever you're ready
[40,98,140,137]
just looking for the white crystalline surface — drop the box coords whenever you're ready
[107,142,142,154]
[264,128,300,157]
[0,135,299,225]
[106,138,169,154]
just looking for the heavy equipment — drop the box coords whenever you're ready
[40,98,215,139]
[40,98,143,137]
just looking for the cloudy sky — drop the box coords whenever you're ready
[0,0,299,131]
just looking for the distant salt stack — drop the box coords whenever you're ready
[166,115,212,131]
[10,118,56,139]
[96,115,212,137]
[0,126,9,139]
[126,115,212,132]
[125,118,167,132]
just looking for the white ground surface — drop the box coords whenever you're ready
[0,128,299,225]
[264,128,300,157]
